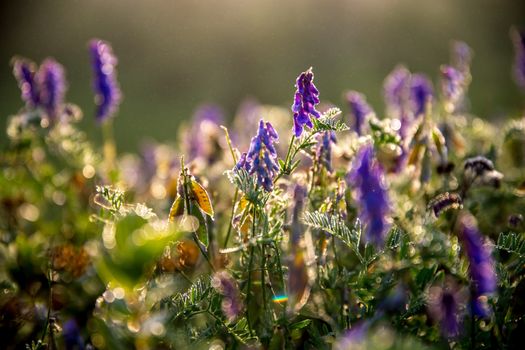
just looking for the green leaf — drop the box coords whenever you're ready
[496,232,525,259]
[303,211,362,261]
[311,108,349,133]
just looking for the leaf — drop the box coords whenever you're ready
[302,211,362,261]
[496,232,525,259]
[169,196,184,222]
[190,179,214,218]
[311,108,349,133]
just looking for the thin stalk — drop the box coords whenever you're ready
[245,204,257,336]
[102,119,117,181]
[180,160,215,272]
[223,189,239,248]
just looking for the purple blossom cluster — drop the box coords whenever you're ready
[410,74,434,117]
[186,104,224,163]
[347,143,391,247]
[12,57,67,121]
[211,270,244,322]
[236,120,280,191]
[291,68,321,137]
[345,91,373,136]
[89,39,122,122]
[457,213,497,317]
[440,65,464,109]
[316,131,337,173]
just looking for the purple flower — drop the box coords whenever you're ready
[236,120,280,191]
[348,144,391,247]
[291,68,321,137]
[89,39,122,122]
[187,104,224,162]
[440,65,466,112]
[457,213,497,318]
[451,41,473,74]
[410,74,433,117]
[383,65,411,115]
[346,91,373,135]
[38,59,67,120]
[316,131,337,172]
[211,271,243,322]
[334,321,370,350]
[511,27,525,91]
[428,282,466,338]
[12,58,40,108]
[62,319,85,350]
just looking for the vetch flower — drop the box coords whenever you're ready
[62,319,85,350]
[347,143,391,247]
[511,27,525,91]
[428,280,466,338]
[383,65,411,115]
[315,131,337,172]
[291,68,321,137]
[38,59,67,121]
[212,270,244,322]
[236,120,279,191]
[440,65,465,113]
[346,90,373,136]
[451,40,473,74]
[410,73,433,117]
[186,104,224,163]
[89,39,122,122]
[12,58,40,108]
[457,212,497,318]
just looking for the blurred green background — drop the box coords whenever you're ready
[1,0,524,152]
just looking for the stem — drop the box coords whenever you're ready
[180,161,215,272]
[275,135,296,182]
[245,204,257,336]
[102,119,117,181]
[223,189,239,248]
[220,126,238,165]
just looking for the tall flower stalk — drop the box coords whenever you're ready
[348,143,391,247]
[89,39,122,180]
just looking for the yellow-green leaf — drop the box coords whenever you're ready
[190,180,214,218]
[169,196,184,223]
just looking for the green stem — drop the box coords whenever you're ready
[245,204,257,336]
[102,119,117,181]
[223,189,239,248]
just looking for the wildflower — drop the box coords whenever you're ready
[89,39,121,122]
[62,319,85,350]
[348,143,391,247]
[511,27,525,90]
[428,280,466,338]
[236,120,279,192]
[428,192,462,217]
[457,212,497,317]
[211,270,243,322]
[12,57,68,121]
[186,104,224,163]
[291,68,321,137]
[451,40,473,74]
[334,321,370,350]
[383,65,410,115]
[315,131,337,172]
[440,65,465,112]
[410,73,433,117]
[38,59,67,120]
[12,58,40,108]
[345,91,373,135]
